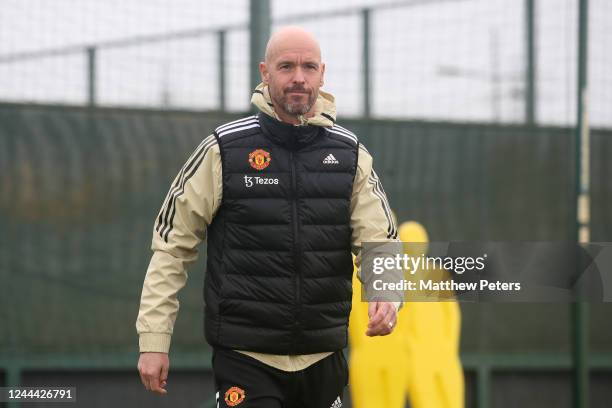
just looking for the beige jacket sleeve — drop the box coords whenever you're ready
[351,143,402,308]
[351,143,398,262]
[136,135,222,353]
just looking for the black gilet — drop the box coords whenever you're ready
[204,112,358,354]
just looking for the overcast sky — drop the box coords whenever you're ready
[0,0,609,127]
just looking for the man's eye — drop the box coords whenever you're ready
[279,65,290,70]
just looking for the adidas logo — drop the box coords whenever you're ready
[323,153,339,165]
[330,396,342,408]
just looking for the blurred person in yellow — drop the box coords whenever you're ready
[348,221,464,408]
[349,264,409,408]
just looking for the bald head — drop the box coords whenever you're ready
[264,26,322,64]
[259,26,326,124]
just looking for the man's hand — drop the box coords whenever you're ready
[137,352,169,395]
[366,301,398,336]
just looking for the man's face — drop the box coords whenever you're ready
[260,49,325,117]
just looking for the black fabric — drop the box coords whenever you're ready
[204,113,359,354]
[213,348,348,408]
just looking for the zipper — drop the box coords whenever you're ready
[289,150,301,351]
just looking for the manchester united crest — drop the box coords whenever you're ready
[248,149,271,171]
[224,386,246,406]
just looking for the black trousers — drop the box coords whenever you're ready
[212,348,348,408]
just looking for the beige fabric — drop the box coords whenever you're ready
[137,135,222,353]
[235,350,334,372]
[250,82,336,127]
[136,86,399,372]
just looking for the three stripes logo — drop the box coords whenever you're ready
[155,134,217,242]
[156,116,260,243]
[329,396,343,408]
[323,153,339,165]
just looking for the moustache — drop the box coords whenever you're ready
[285,87,311,94]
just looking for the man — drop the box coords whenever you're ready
[137,26,400,408]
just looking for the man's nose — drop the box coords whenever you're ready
[292,67,306,84]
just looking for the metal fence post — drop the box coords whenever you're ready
[217,30,226,111]
[86,46,97,107]
[249,0,270,99]
[572,0,590,407]
[477,365,491,408]
[362,8,371,118]
[6,363,22,408]
[525,0,536,125]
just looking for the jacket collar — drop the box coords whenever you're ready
[256,111,321,150]
[250,83,337,150]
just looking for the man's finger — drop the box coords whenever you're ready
[366,316,391,336]
[366,304,397,336]
[141,374,150,390]
[146,372,158,393]
[367,302,389,328]
[137,364,148,389]
[142,367,161,394]
[148,371,167,395]
[153,385,168,395]
[150,368,167,395]
[138,365,153,391]
[366,318,392,336]
[368,302,377,319]
[159,363,169,391]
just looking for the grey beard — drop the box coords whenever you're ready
[285,102,312,115]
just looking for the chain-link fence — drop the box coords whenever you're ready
[0,0,609,126]
[1,1,611,407]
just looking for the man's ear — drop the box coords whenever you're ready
[259,62,269,85]
[320,62,326,87]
